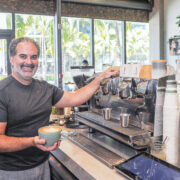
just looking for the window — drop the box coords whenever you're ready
[0,12,150,88]
[0,39,8,79]
[126,22,149,64]
[15,14,56,85]
[61,17,92,85]
[0,13,12,29]
[61,17,149,90]
[94,19,123,72]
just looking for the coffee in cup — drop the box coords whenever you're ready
[38,126,62,147]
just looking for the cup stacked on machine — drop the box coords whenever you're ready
[154,86,166,138]
[163,79,179,166]
[177,81,180,107]
[152,60,167,79]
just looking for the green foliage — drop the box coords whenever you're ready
[51,107,57,115]
[14,14,149,82]
[0,76,6,81]
[46,75,54,81]
[126,22,149,63]
[15,15,54,59]
[15,15,26,38]
[176,16,180,27]
[94,20,122,69]
[5,14,11,29]
[15,14,55,83]
[61,17,91,67]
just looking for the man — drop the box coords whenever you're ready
[0,37,119,180]
[82,59,89,66]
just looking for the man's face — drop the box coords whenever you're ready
[10,42,39,82]
[83,63,88,66]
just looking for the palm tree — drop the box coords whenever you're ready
[15,14,55,82]
[126,22,149,64]
[61,17,90,70]
[94,19,122,71]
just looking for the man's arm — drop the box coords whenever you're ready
[55,67,119,108]
[0,122,59,152]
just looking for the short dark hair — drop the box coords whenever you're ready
[9,37,40,57]
[82,59,88,65]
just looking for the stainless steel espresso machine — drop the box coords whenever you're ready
[67,75,167,168]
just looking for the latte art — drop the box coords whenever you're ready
[39,126,61,133]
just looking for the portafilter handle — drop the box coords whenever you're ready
[119,85,130,99]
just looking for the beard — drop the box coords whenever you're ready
[12,64,38,81]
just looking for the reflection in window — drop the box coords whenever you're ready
[0,13,12,29]
[126,22,149,64]
[94,19,122,72]
[0,39,8,80]
[61,17,92,85]
[15,14,56,85]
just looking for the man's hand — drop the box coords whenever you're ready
[54,67,119,108]
[98,67,119,82]
[33,136,61,151]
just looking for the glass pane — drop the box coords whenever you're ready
[0,39,8,80]
[94,19,122,72]
[126,22,149,64]
[61,17,92,88]
[0,13,12,29]
[15,14,56,85]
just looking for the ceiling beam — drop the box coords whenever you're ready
[62,0,152,11]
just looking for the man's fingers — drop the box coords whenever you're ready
[57,140,61,146]
[45,142,59,151]
[35,141,60,151]
[34,136,46,145]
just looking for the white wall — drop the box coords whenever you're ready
[164,0,180,68]
[149,0,163,61]
[149,0,180,69]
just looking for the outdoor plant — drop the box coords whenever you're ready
[173,15,180,38]
[168,15,180,44]
[176,16,180,28]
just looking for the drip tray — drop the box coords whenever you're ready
[68,133,124,169]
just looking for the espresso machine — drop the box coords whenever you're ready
[67,74,167,168]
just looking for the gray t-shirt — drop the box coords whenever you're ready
[0,76,64,170]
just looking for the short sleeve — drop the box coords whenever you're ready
[0,96,7,122]
[52,86,64,106]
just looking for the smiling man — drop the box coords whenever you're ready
[0,37,119,180]
[9,38,39,84]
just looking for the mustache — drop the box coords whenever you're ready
[21,64,35,69]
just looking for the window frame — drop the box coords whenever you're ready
[0,12,149,87]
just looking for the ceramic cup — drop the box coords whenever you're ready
[38,126,62,147]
